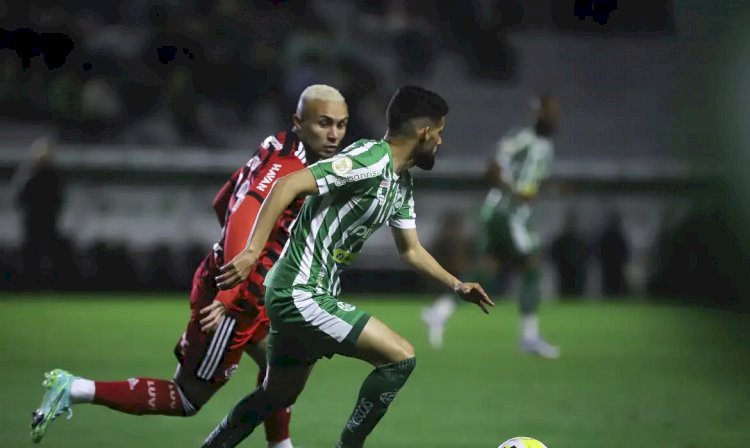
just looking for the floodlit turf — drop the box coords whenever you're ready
[1,294,748,447]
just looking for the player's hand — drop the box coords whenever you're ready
[199,301,227,333]
[215,250,258,290]
[454,282,494,314]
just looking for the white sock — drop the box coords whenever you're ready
[70,378,95,404]
[433,294,457,321]
[521,314,539,341]
[268,438,293,448]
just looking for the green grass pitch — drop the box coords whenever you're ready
[1,294,748,447]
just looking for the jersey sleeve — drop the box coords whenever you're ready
[216,155,304,309]
[240,155,305,206]
[308,144,389,196]
[388,175,416,229]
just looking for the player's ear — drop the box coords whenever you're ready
[418,126,430,143]
[292,114,303,132]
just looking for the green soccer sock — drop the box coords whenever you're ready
[336,357,417,448]
[520,266,542,316]
[202,387,284,448]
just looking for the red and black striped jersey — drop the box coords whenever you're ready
[211,131,308,308]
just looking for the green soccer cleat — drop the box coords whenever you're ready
[30,369,75,443]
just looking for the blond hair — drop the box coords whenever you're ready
[296,84,345,114]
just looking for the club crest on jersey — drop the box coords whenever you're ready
[332,157,353,175]
[337,301,356,312]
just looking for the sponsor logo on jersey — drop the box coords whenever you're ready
[334,169,381,187]
[257,163,284,192]
[350,225,374,239]
[333,248,356,265]
[337,301,356,312]
[332,156,353,175]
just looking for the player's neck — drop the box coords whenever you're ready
[305,150,321,165]
[384,134,417,175]
[534,120,554,138]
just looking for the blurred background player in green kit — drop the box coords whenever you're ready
[422,94,561,358]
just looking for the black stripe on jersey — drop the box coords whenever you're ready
[265,250,280,264]
[246,281,262,299]
[247,191,264,204]
[273,232,287,247]
[279,130,297,156]
[256,263,269,277]
[258,149,274,172]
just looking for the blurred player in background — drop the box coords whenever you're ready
[30,85,349,447]
[199,86,493,448]
[11,137,66,288]
[422,94,561,358]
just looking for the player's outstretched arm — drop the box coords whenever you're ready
[214,168,319,290]
[391,227,495,314]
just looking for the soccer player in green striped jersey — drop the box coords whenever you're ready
[200,86,494,448]
[423,94,561,358]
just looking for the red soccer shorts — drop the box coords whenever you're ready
[173,254,270,384]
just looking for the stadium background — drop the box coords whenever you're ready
[1,1,749,447]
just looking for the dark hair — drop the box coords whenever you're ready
[386,86,449,134]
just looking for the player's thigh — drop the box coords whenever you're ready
[265,287,370,364]
[351,316,415,367]
[244,334,269,369]
[263,361,315,405]
[174,312,246,387]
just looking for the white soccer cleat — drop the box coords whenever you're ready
[519,338,560,359]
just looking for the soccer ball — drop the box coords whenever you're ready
[498,436,548,448]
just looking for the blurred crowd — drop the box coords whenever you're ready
[0,0,523,147]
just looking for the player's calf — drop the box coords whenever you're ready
[90,376,199,416]
[337,356,417,448]
[336,318,418,447]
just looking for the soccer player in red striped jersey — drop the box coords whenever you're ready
[30,85,349,447]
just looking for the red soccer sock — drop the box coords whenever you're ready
[93,378,186,416]
[259,370,292,442]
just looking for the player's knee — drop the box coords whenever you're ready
[379,355,417,383]
[394,338,416,362]
[264,386,300,408]
[172,378,212,416]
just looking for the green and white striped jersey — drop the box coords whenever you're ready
[264,139,416,295]
[481,127,554,219]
